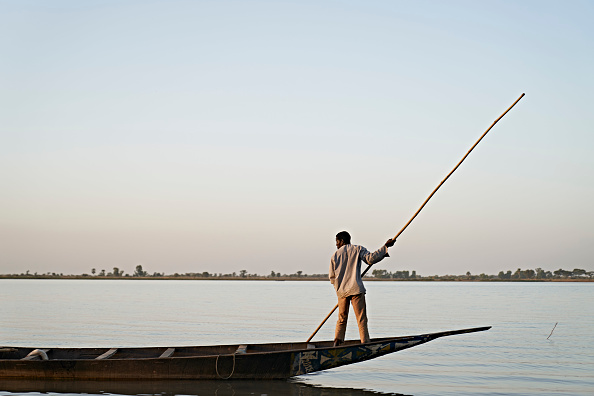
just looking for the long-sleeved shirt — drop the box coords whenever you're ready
[329,244,388,298]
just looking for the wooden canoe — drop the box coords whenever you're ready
[0,326,490,380]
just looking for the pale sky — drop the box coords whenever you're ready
[1,0,592,276]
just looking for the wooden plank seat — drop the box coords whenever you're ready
[159,348,175,358]
[22,349,49,361]
[95,348,118,360]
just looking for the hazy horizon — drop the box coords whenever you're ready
[1,1,592,276]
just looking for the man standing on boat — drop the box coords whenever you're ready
[330,231,395,346]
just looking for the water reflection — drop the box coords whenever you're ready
[0,379,411,396]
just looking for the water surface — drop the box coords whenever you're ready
[1,280,592,395]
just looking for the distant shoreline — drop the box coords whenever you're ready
[0,275,592,282]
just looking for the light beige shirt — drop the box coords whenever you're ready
[329,244,389,298]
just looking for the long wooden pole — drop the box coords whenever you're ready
[306,93,525,343]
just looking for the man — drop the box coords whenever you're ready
[329,231,395,346]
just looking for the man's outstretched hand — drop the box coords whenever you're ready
[385,238,396,248]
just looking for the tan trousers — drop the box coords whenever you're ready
[335,293,370,344]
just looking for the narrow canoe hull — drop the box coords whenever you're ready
[0,326,490,380]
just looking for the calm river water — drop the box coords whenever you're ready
[1,280,593,396]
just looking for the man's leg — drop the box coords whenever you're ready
[351,293,370,343]
[334,296,351,346]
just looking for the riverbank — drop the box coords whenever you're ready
[1,275,592,282]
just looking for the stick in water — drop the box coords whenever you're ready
[547,322,558,340]
[306,93,526,343]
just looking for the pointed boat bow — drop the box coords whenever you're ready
[290,326,491,376]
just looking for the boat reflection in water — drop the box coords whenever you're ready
[0,378,411,396]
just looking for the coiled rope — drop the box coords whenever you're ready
[215,353,236,379]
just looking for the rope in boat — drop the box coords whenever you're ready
[215,353,236,379]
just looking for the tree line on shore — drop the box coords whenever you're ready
[2,265,592,280]
[371,267,593,280]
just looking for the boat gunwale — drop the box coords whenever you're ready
[0,326,491,362]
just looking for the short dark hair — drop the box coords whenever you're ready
[336,231,351,244]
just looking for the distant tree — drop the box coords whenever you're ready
[113,267,122,277]
[296,270,303,277]
[91,268,96,276]
[553,269,571,278]
[134,265,147,277]
[392,271,409,279]
[372,269,389,278]
[240,270,247,278]
[270,271,276,277]
[202,272,210,277]
[411,270,417,279]
[99,269,106,276]
[572,268,586,277]
[466,271,471,277]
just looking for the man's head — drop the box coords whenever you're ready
[335,231,351,249]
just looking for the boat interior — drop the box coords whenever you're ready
[0,328,490,362]
[0,336,406,361]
